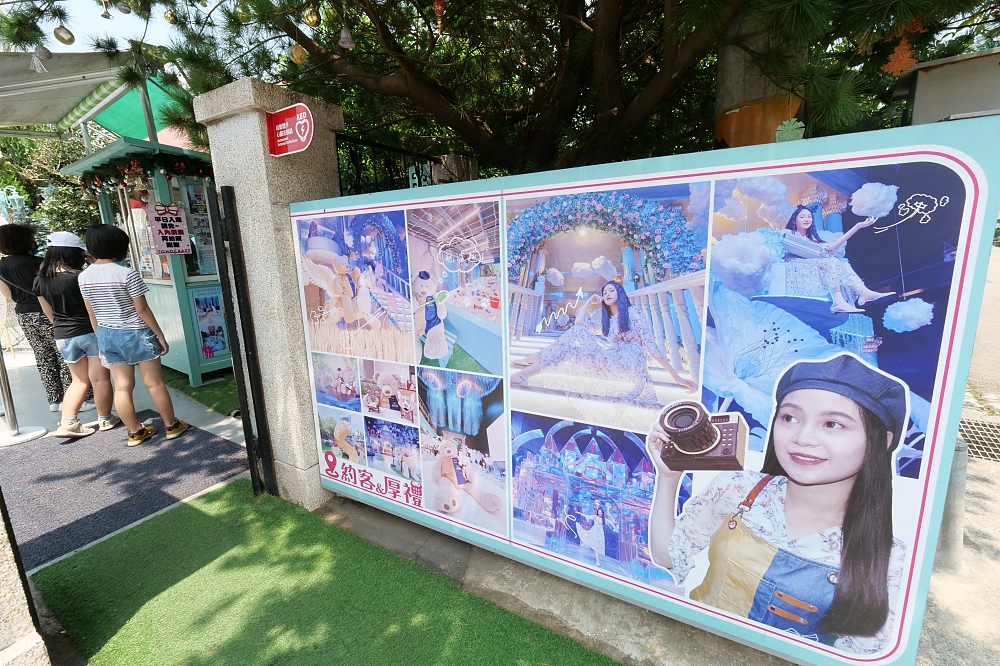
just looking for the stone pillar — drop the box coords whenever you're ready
[193,78,344,509]
[1,490,50,666]
[934,438,968,573]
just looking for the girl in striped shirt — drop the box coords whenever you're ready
[78,225,188,446]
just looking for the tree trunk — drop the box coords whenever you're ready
[714,20,801,148]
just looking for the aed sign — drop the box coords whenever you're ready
[267,103,314,157]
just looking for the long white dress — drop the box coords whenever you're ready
[578,513,606,557]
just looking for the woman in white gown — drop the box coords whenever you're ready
[510,281,696,403]
[578,506,607,566]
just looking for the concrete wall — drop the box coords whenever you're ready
[912,51,1000,124]
[0,512,48,666]
[193,78,344,510]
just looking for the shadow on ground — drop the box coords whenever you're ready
[31,480,619,666]
[0,411,246,570]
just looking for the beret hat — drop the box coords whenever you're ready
[775,354,909,450]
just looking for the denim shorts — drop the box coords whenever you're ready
[96,326,163,366]
[56,333,100,363]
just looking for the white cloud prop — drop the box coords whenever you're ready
[757,200,797,228]
[545,267,565,287]
[572,262,594,278]
[591,255,617,281]
[715,176,792,228]
[716,193,747,221]
[850,183,899,219]
[710,232,776,297]
[687,182,711,229]
[883,298,934,333]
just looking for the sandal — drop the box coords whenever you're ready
[857,291,896,306]
[510,371,530,387]
[830,303,864,314]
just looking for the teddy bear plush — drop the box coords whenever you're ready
[397,388,416,423]
[333,420,360,464]
[399,449,421,481]
[412,270,449,360]
[373,371,401,410]
[430,440,502,516]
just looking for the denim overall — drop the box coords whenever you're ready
[690,475,840,645]
[424,298,442,330]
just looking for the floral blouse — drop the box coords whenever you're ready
[574,304,662,359]
[669,470,907,654]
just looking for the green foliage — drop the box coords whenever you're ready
[31,186,101,238]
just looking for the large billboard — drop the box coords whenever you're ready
[289,117,1000,665]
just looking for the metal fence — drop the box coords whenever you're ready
[336,135,437,197]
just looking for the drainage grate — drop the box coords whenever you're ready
[958,418,1000,462]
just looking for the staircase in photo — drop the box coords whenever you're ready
[507,272,705,424]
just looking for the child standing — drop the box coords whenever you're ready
[32,232,117,437]
[78,225,188,446]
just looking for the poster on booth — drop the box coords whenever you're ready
[147,202,191,254]
[190,286,229,359]
[290,117,1000,666]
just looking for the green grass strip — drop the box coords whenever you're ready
[32,480,620,666]
[162,367,241,417]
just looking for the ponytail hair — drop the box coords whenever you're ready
[762,403,894,637]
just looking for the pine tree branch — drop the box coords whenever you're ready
[273,14,518,170]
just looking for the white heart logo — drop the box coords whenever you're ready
[295,118,310,142]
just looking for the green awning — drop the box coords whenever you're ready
[93,79,175,140]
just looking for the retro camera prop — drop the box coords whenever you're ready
[657,400,748,471]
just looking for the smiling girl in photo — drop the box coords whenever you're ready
[646,353,908,654]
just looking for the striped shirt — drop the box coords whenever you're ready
[77,262,149,330]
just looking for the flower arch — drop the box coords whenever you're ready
[506,191,705,283]
[350,212,406,273]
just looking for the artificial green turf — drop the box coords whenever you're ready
[32,480,620,666]
[162,366,241,416]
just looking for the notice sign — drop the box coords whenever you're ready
[267,103,314,156]
[148,202,191,255]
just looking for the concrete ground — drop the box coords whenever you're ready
[967,246,1000,413]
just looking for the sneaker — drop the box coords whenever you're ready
[165,420,189,440]
[127,425,156,447]
[79,401,97,412]
[54,421,96,438]
[49,402,61,412]
[98,414,121,431]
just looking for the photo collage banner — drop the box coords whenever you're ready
[289,123,999,666]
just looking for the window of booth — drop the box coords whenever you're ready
[118,189,171,282]
[174,178,218,279]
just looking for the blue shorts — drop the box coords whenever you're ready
[56,333,100,364]
[96,326,163,366]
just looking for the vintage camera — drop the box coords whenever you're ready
[657,400,748,472]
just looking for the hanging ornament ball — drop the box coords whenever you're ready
[289,43,308,65]
[53,24,75,45]
[200,0,207,6]
[117,2,132,14]
[433,0,445,18]
[235,4,251,23]
[164,9,178,24]
[303,6,321,27]
[164,174,172,181]
[338,27,355,49]
[33,45,52,60]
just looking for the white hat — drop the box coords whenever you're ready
[47,231,86,250]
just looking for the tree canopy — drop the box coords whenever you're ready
[3,1,1000,174]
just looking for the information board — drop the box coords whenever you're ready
[289,117,1000,666]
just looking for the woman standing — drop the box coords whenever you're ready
[577,504,607,567]
[32,232,117,437]
[0,224,92,413]
[510,280,696,402]
[782,206,894,313]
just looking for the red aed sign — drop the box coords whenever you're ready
[266,103,314,156]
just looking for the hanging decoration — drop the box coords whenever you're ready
[433,0,444,34]
[883,298,934,333]
[506,191,704,283]
[163,9,178,24]
[53,23,75,45]
[234,2,251,24]
[80,154,214,196]
[289,43,308,65]
[116,2,132,15]
[338,26,355,49]
[303,6,322,27]
[30,45,51,73]
[101,0,114,19]
[882,36,917,77]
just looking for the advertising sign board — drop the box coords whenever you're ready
[147,202,191,254]
[289,117,1000,665]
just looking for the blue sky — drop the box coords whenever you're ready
[46,0,172,52]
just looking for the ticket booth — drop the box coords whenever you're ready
[62,138,231,386]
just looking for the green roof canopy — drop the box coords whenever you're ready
[93,79,173,140]
[60,136,210,178]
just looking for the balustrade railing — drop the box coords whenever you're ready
[628,270,706,379]
[508,284,544,340]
